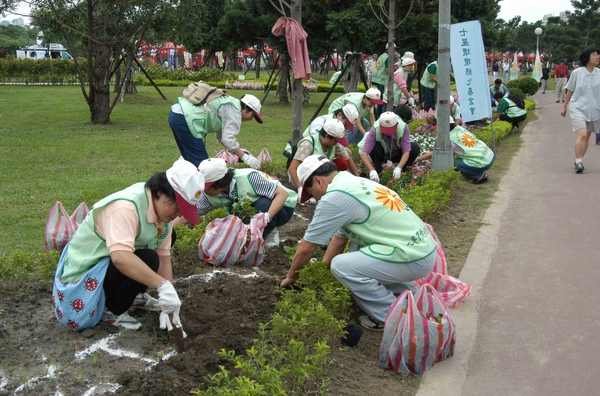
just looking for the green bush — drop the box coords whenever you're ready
[506,79,520,90]
[518,76,539,96]
[400,170,462,221]
[507,87,526,100]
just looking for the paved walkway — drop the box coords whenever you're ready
[417,89,600,395]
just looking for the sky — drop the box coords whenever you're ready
[3,0,577,25]
[498,0,575,23]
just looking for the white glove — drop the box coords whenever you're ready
[393,167,402,179]
[242,153,261,169]
[408,97,415,107]
[369,170,380,183]
[157,280,181,314]
[159,312,187,337]
[255,212,271,223]
[297,187,303,205]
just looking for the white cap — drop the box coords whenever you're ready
[365,87,384,105]
[297,155,332,203]
[198,158,228,190]
[166,159,205,225]
[401,51,415,61]
[401,58,415,67]
[378,111,399,135]
[385,42,398,50]
[450,95,455,104]
[323,118,348,147]
[240,94,263,123]
[342,103,359,132]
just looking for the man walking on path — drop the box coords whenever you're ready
[561,47,600,173]
[415,70,600,396]
[554,59,569,103]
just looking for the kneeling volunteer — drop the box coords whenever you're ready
[280,155,436,331]
[198,158,297,248]
[52,159,204,331]
[359,108,420,183]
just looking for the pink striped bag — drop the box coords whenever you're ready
[413,272,472,308]
[69,202,89,231]
[257,148,272,162]
[215,149,238,165]
[424,222,447,275]
[239,213,267,267]
[198,215,248,266]
[377,284,455,376]
[45,201,76,253]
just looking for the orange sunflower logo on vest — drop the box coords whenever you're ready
[374,186,406,212]
[461,134,477,148]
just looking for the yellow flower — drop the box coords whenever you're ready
[461,134,477,148]
[375,187,405,212]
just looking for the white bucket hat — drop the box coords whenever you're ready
[240,94,263,123]
[166,158,205,225]
[198,158,228,190]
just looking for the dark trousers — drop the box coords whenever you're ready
[370,141,421,174]
[103,230,177,315]
[169,110,208,167]
[104,249,160,315]
[421,86,436,111]
[499,113,527,129]
[253,197,295,238]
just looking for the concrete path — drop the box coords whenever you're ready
[417,89,600,395]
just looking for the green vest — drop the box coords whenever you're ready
[420,61,437,89]
[504,98,527,118]
[61,183,171,283]
[205,169,297,210]
[327,172,436,263]
[284,115,334,156]
[297,134,336,160]
[450,126,495,168]
[177,95,241,139]
[357,116,406,155]
[371,52,389,86]
[383,68,405,105]
[328,93,368,120]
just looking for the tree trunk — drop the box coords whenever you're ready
[276,54,290,104]
[290,0,303,145]
[90,44,112,124]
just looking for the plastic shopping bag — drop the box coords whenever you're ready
[239,213,268,267]
[377,284,455,376]
[215,149,238,165]
[413,272,472,308]
[257,148,272,163]
[69,202,89,231]
[45,201,76,253]
[424,222,447,275]
[198,215,248,266]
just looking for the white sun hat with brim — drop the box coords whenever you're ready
[166,158,205,225]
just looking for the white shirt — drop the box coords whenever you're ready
[566,67,600,122]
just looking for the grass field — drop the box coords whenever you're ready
[0,85,343,254]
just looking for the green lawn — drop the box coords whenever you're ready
[0,85,342,254]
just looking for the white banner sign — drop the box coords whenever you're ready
[450,21,492,121]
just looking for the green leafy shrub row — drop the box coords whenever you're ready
[0,57,84,84]
[195,262,351,395]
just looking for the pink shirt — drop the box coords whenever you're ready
[394,71,408,90]
[95,189,172,257]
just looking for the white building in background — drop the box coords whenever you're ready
[542,11,570,25]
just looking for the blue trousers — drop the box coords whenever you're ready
[252,197,295,237]
[456,156,495,181]
[169,110,208,167]
[421,86,436,111]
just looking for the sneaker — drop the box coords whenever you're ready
[101,309,142,330]
[359,315,384,332]
[132,293,161,311]
[575,162,584,174]
[556,100,560,103]
[264,229,280,249]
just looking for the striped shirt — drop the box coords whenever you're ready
[196,171,277,215]
[303,189,369,246]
